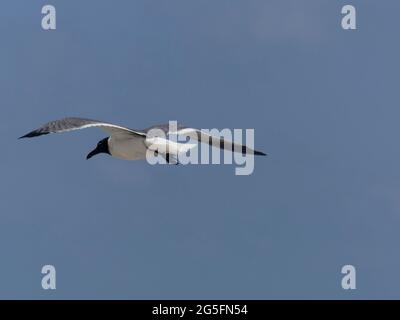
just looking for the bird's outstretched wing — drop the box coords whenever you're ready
[19,117,146,139]
[173,127,267,156]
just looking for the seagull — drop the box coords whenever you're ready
[19,117,266,163]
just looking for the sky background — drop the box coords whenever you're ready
[0,0,399,299]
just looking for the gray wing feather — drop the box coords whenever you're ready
[177,128,267,156]
[143,124,266,155]
[143,123,188,135]
[19,117,146,139]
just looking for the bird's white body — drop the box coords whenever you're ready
[145,137,197,156]
[108,134,147,160]
[108,134,197,161]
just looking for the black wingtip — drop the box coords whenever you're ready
[240,146,267,156]
[18,133,31,139]
[254,150,267,156]
[18,131,48,139]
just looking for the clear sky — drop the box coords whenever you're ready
[1,0,399,299]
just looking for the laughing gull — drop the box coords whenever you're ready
[19,117,266,163]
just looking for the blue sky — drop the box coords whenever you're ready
[1,0,400,299]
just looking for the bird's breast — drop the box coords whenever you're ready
[108,135,147,160]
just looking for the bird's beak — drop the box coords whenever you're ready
[86,147,100,160]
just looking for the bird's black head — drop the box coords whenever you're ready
[86,137,111,160]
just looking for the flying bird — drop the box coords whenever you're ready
[19,117,266,163]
